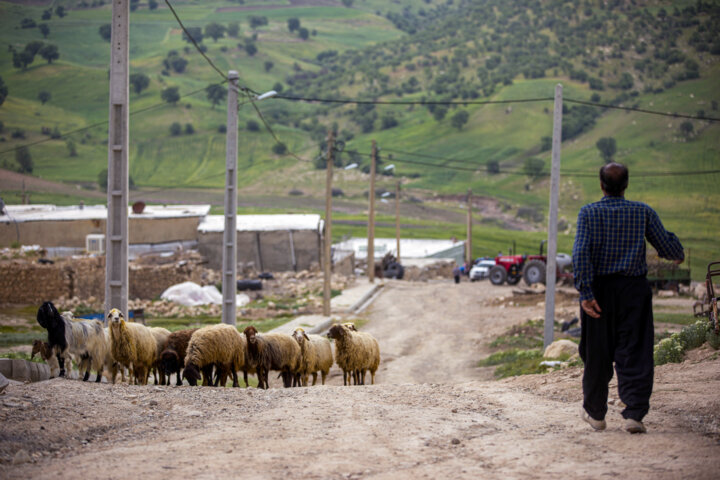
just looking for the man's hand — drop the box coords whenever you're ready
[673,258,684,265]
[581,299,602,319]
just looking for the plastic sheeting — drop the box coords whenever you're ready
[160,281,250,307]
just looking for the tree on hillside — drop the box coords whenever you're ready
[164,51,188,73]
[342,0,354,7]
[596,137,617,163]
[227,22,240,38]
[130,0,139,12]
[272,143,287,155]
[148,0,158,10]
[245,43,257,56]
[205,83,226,109]
[432,105,448,121]
[38,90,51,105]
[41,9,52,21]
[679,121,694,139]
[524,157,544,180]
[13,51,34,70]
[66,139,77,157]
[169,122,182,136]
[20,18,37,29]
[55,6,66,18]
[99,24,111,42]
[204,22,226,42]
[15,147,33,174]
[182,27,203,44]
[249,16,268,29]
[246,120,260,132]
[264,61,274,72]
[298,27,310,40]
[129,73,150,94]
[161,86,180,105]
[486,160,500,175]
[39,44,59,64]
[451,110,469,130]
[287,18,300,32]
[25,41,44,57]
[0,76,8,107]
[39,24,50,38]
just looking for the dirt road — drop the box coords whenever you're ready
[1,281,719,478]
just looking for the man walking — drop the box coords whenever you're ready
[572,162,684,433]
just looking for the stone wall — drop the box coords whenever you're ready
[0,256,214,304]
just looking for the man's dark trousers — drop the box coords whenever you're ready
[579,274,655,422]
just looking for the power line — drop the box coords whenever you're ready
[275,94,554,106]
[164,0,228,82]
[273,94,720,122]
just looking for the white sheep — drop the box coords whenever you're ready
[291,327,333,386]
[107,308,157,385]
[183,323,246,387]
[327,324,380,386]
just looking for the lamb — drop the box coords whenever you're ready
[243,326,301,389]
[107,308,157,385]
[183,324,246,387]
[291,327,333,386]
[148,327,171,385]
[36,301,108,382]
[327,324,380,386]
[31,339,60,378]
[160,328,197,386]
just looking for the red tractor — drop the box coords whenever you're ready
[488,241,571,286]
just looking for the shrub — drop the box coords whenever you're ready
[707,329,720,350]
[654,337,684,365]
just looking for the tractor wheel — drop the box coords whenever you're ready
[489,265,507,285]
[507,275,521,285]
[523,259,547,286]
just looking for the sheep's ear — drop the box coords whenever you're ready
[303,332,310,341]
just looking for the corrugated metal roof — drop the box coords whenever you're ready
[333,237,465,260]
[0,204,211,223]
[198,214,323,233]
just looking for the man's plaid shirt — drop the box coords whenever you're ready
[572,196,684,302]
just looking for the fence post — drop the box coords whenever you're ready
[222,71,239,326]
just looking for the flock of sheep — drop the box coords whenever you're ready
[32,301,380,388]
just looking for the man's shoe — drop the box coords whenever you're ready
[624,418,647,434]
[581,409,606,431]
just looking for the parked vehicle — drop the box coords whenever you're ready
[488,241,572,286]
[469,258,496,281]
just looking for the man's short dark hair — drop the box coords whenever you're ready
[599,162,628,196]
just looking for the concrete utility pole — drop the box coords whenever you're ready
[105,0,129,320]
[544,83,563,350]
[222,71,239,326]
[466,188,472,265]
[367,140,377,283]
[395,181,401,263]
[323,131,334,317]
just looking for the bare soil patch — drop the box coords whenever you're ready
[1,282,718,478]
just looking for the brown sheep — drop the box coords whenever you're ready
[160,328,198,386]
[243,326,301,389]
[183,324,246,388]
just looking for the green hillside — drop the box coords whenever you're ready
[0,0,718,278]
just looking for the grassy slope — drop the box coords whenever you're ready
[0,0,718,278]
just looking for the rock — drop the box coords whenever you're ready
[12,449,31,465]
[544,339,578,359]
[451,438,461,445]
[657,289,677,297]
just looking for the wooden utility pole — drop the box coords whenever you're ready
[544,83,563,350]
[367,140,377,282]
[395,181,401,263]
[222,71,239,326]
[466,188,472,265]
[105,0,129,320]
[323,131,334,317]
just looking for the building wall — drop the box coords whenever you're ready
[0,216,203,248]
[198,229,321,272]
[0,257,211,304]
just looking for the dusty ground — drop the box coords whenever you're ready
[1,281,718,479]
